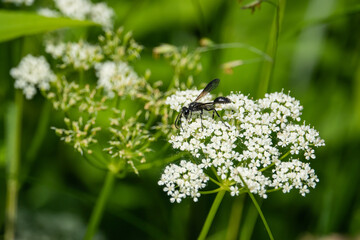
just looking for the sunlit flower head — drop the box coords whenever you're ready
[37,8,61,18]
[10,54,56,99]
[158,160,209,203]
[53,0,114,29]
[54,0,92,20]
[2,0,33,6]
[90,2,114,30]
[45,40,103,70]
[95,61,142,98]
[160,89,325,202]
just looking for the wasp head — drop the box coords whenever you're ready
[181,106,190,119]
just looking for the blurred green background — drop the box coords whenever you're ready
[1,0,360,239]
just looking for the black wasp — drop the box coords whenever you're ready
[175,78,231,129]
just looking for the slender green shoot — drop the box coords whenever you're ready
[84,170,116,240]
[239,174,274,240]
[197,190,226,240]
[5,90,23,240]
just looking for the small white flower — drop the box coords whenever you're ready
[160,89,324,202]
[37,8,61,18]
[90,3,114,30]
[159,160,209,203]
[53,0,114,29]
[3,0,33,6]
[95,61,141,98]
[10,55,56,99]
[46,41,103,70]
[54,0,92,20]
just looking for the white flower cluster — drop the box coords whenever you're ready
[10,55,56,99]
[38,0,114,29]
[159,90,325,202]
[271,159,318,196]
[45,41,103,70]
[95,61,142,98]
[158,160,209,203]
[3,0,33,6]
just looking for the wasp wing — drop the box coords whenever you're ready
[194,78,220,102]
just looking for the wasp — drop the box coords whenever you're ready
[175,78,231,129]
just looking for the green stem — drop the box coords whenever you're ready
[226,194,245,240]
[239,175,274,240]
[84,171,116,240]
[198,190,226,240]
[19,101,51,187]
[5,90,23,240]
[199,188,222,195]
[79,69,85,86]
[256,0,287,98]
[247,192,274,240]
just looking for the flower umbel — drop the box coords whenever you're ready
[10,55,56,99]
[160,89,325,202]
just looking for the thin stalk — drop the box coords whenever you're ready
[247,192,274,240]
[199,188,222,195]
[25,101,51,161]
[19,101,52,187]
[84,170,116,240]
[239,175,274,240]
[239,201,259,240]
[256,0,287,98]
[79,69,85,86]
[197,190,226,240]
[5,90,23,240]
[226,194,245,240]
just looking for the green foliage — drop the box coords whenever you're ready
[0,10,97,43]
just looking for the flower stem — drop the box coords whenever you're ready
[5,90,23,240]
[239,175,274,240]
[79,69,85,86]
[198,190,226,240]
[226,194,245,240]
[247,191,274,240]
[84,170,116,240]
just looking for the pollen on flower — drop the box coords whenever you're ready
[159,89,325,202]
[10,55,56,99]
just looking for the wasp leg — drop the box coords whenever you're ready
[175,112,181,129]
[200,109,204,130]
[213,109,230,128]
[187,111,193,126]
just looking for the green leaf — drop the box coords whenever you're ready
[0,10,98,43]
